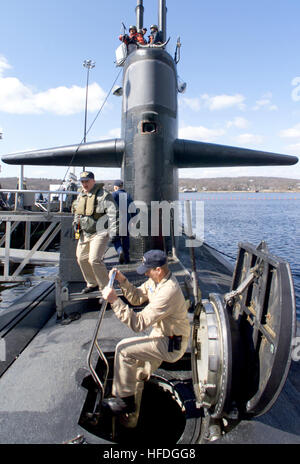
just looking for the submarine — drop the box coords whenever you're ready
[0,0,299,446]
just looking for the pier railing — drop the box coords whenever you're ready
[0,188,79,213]
[0,188,80,318]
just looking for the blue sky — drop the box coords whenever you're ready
[0,0,300,181]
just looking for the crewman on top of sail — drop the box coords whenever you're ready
[136,29,146,44]
[142,27,147,41]
[149,24,163,44]
[119,25,138,45]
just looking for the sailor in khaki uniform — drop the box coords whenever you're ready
[73,171,118,293]
[102,250,191,416]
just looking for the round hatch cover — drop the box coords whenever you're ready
[191,241,296,420]
[191,293,233,419]
[227,241,296,417]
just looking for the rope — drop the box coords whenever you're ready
[204,242,236,261]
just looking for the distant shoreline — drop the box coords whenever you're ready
[179,190,300,193]
[0,176,299,194]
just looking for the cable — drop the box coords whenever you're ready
[204,242,236,261]
[83,68,122,143]
[59,68,123,188]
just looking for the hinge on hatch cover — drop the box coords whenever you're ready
[224,262,262,306]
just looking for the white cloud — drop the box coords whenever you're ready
[284,142,300,155]
[107,128,121,138]
[0,56,106,115]
[180,93,246,112]
[201,93,246,111]
[94,128,121,141]
[252,92,278,111]
[180,97,201,111]
[0,79,106,115]
[233,133,264,146]
[291,77,300,102]
[34,83,106,115]
[178,165,299,179]
[179,125,225,142]
[279,123,300,138]
[280,122,300,156]
[226,117,249,129]
[0,56,11,76]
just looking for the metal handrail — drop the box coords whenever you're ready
[0,188,79,213]
[0,189,79,194]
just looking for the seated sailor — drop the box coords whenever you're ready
[101,250,190,417]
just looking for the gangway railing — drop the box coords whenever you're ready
[86,271,116,422]
[0,188,80,319]
[0,189,197,321]
[0,188,79,213]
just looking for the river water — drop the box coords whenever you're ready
[180,191,300,320]
[0,265,58,310]
[0,191,299,321]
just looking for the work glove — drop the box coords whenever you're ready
[73,221,81,239]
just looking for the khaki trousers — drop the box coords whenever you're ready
[112,333,189,398]
[76,231,109,290]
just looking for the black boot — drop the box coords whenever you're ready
[102,396,136,415]
[119,251,125,264]
[81,286,98,294]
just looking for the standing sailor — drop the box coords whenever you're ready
[112,179,133,264]
[65,173,78,211]
[102,250,191,417]
[73,171,118,293]
[149,24,163,44]
[119,26,138,45]
[136,29,146,44]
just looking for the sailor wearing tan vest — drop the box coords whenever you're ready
[101,250,191,417]
[73,171,118,294]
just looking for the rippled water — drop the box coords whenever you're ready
[1,192,299,321]
[180,191,300,320]
[0,265,58,310]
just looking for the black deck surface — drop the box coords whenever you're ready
[0,240,299,445]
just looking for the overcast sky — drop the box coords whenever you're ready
[0,0,300,180]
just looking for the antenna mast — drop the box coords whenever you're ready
[136,0,144,30]
[158,0,167,43]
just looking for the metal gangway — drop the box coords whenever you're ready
[0,190,197,321]
[0,187,79,318]
[0,187,131,319]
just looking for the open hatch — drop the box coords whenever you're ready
[191,241,296,419]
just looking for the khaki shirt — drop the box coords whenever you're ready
[111,271,191,338]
